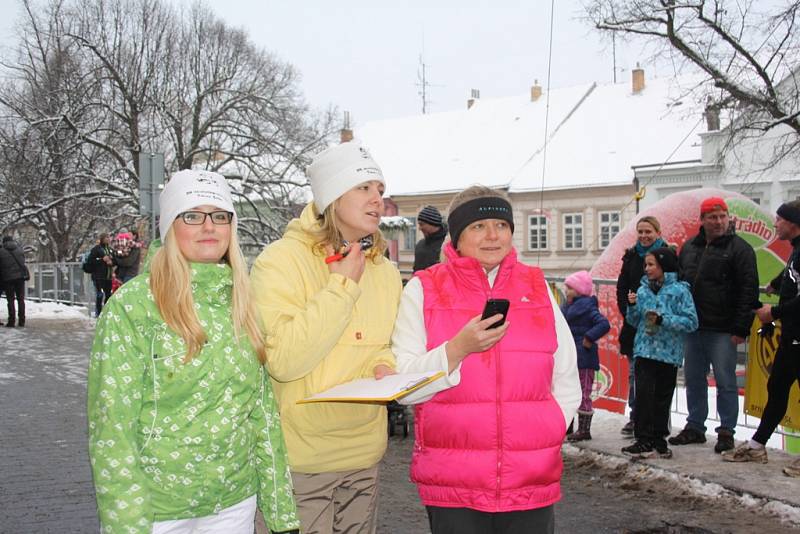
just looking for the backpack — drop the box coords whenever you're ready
[81,251,92,274]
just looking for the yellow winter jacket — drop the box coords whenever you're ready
[251,203,402,473]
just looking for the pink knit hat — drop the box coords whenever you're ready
[565,270,593,297]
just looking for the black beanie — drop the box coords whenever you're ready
[447,197,514,247]
[649,247,678,273]
[417,205,443,226]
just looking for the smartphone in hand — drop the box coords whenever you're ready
[481,299,510,329]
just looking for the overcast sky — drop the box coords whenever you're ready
[0,0,668,127]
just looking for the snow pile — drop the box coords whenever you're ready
[16,300,91,322]
[564,443,800,526]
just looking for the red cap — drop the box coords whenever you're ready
[700,197,728,215]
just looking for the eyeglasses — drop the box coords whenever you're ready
[177,210,234,225]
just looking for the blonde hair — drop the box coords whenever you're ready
[149,227,266,364]
[636,215,662,234]
[308,201,387,262]
[448,185,511,213]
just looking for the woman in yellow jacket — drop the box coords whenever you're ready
[251,141,402,534]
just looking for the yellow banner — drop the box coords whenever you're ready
[745,318,800,430]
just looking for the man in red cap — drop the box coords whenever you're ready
[670,196,759,453]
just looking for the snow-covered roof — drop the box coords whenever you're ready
[357,76,705,196]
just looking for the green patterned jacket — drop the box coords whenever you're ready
[87,263,300,533]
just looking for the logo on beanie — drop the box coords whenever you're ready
[478,206,510,213]
[358,146,372,159]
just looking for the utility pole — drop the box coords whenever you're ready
[612,33,617,84]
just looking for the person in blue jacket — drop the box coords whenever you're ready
[623,247,698,459]
[562,270,611,441]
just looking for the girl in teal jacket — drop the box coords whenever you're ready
[87,170,299,534]
[623,247,698,459]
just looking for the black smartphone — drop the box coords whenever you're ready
[481,299,510,329]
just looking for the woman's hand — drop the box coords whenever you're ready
[582,337,593,349]
[627,290,637,305]
[326,242,366,283]
[373,364,395,380]
[445,314,510,372]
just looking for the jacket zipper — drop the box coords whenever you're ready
[693,243,709,289]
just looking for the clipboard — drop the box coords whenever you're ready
[297,371,445,404]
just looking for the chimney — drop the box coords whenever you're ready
[705,97,720,131]
[340,110,353,143]
[467,88,480,109]
[530,79,542,102]
[632,63,645,94]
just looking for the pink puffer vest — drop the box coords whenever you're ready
[411,244,564,512]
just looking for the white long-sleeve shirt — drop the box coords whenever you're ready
[391,266,581,427]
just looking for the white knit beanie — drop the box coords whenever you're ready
[306,141,385,212]
[159,169,236,241]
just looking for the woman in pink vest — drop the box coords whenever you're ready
[392,186,581,534]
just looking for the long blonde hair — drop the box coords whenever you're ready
[308,201,387,262]
[150,228,267,364]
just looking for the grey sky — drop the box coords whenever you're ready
[198,0,652,126]
[0,0,661,126]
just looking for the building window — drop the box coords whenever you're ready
[528,214,548,250]
[563,213,583,250]
[598,211,621,248]
[402,217,417,251]
[747,196,761,205]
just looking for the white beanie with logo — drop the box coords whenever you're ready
[158,169,236,240]
[306,141,385,212]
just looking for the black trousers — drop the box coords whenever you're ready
[93,278,112,316]
[633,357,678,447]
[426,505,554,534]
[4,279,25,325]
[753,340,800,444]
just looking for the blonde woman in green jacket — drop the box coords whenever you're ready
[87,170,299,534]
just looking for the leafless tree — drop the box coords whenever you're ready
[584,0,800,166]
[0,0,336,260]
[0,0,134,261]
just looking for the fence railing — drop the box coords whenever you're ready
[26,262,94,307]
[552,276,798,443]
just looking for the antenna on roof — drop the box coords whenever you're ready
[416,30,441,114]
[417,55,430,114]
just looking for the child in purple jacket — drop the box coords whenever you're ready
[562,270,611,441]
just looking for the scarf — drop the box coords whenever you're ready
[635,237,666,258]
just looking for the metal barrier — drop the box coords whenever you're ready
[21,264,798,440]
[26,262,94,307]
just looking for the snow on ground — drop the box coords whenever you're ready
[1,300,91,323]
[564,438,800,526]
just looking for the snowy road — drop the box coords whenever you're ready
[1,316,797,533]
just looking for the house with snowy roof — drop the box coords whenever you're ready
[356,68,708,277]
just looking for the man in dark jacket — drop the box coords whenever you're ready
[722,200,800,474]
[88,233,115,318]
[0,236,28,327]
[670,197,759,453]
[412,205,447,272]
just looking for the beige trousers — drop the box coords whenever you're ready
[265,465,380,534]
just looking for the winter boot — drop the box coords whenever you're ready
[567,411,593,442]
